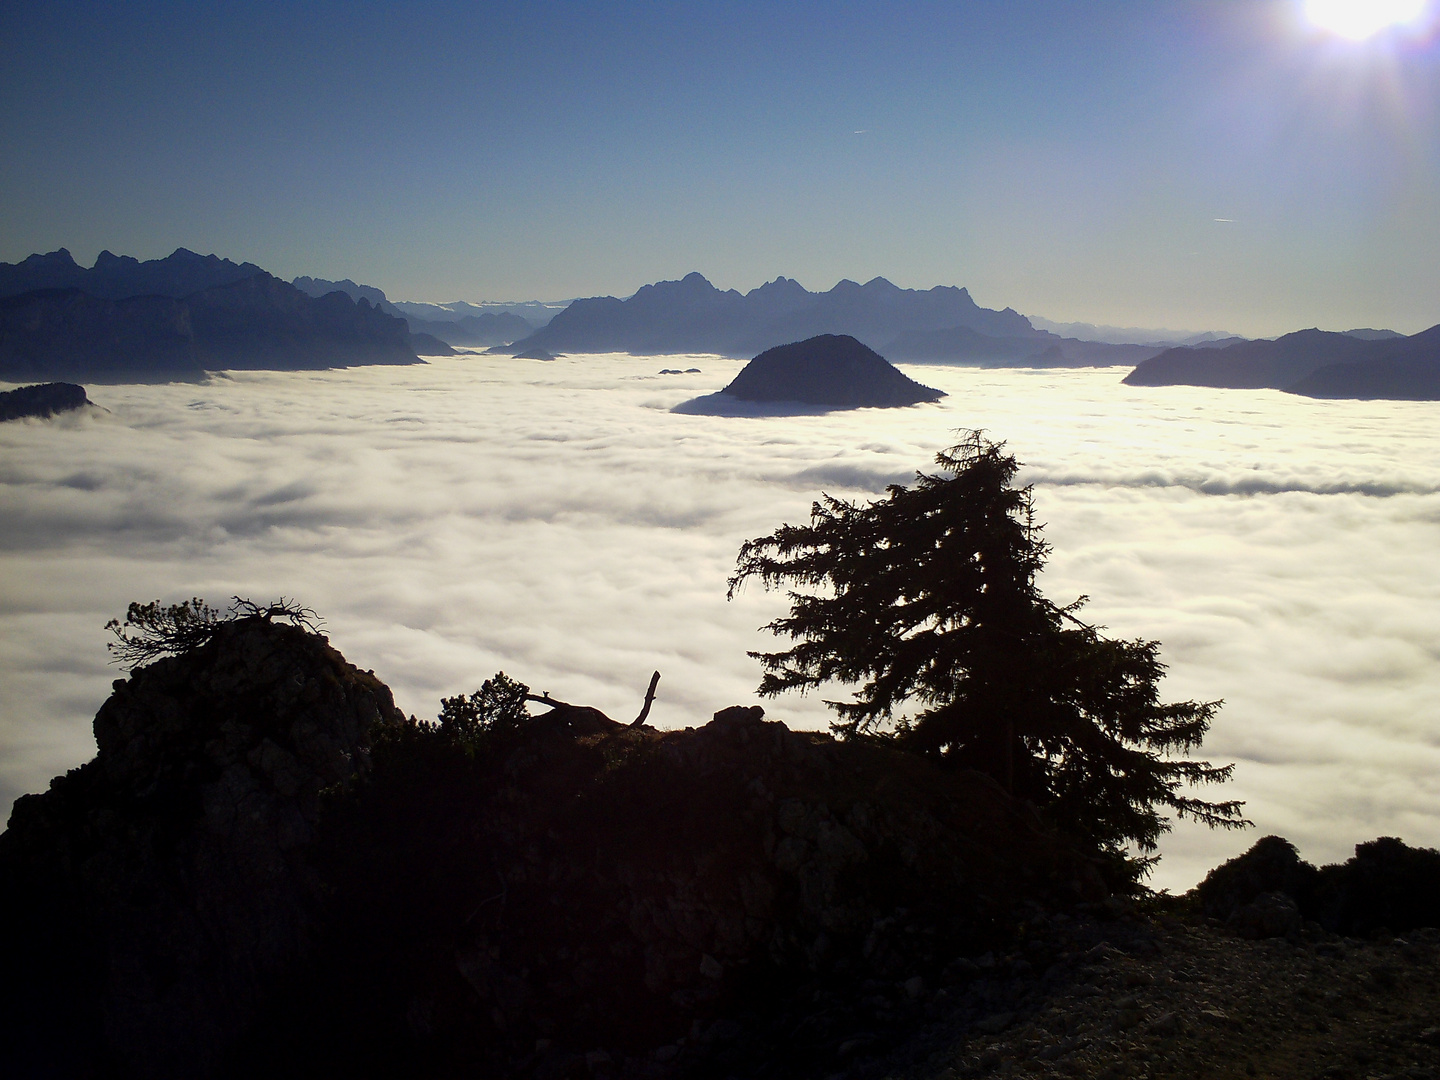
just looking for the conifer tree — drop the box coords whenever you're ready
[729,432,1247,867]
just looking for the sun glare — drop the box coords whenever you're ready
[1305,0,1428,39]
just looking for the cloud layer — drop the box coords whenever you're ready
[2,356,1437,891]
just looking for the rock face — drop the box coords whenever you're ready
[0,622,1103,1078]
[707,334,944,409]
[0,381,93,421]
[0,249,422,382]
[0,619,403,1078]
[1123,324,1440,399]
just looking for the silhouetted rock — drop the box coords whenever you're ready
[0,623,1103,1078]
[0,381,93,421]
[0,618,402,1078]
[513,347,558,360]
[0,250,423,381]
[1123,324,1440,399]
[506,272,1043,358]
[681,334,943,413]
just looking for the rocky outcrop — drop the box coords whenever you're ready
[0,381,95,421]
[0,619,403,1078]
[0,623,1103,1078]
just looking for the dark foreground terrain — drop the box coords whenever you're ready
[2,616,1436,1079]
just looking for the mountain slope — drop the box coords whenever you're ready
[1123,324,1440,398]
[0,250,422,381]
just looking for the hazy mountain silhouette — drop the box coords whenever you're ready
[0,247,264,301]
[0,250,422,382]
[1026,316,1244,348]
[501,272,1161,364]
[884,325,1161,367]
[1123,324,1440,399]
[674,334,943,414]
[504,273,1043,358]
[292,275,394,311]
[292,276,536,347]
[415,311,535,346]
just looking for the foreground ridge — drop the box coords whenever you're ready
[3,617,1438,1079]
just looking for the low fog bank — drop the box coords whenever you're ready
[2,356,1437,893]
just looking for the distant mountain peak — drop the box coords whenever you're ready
[512,272,1041,357]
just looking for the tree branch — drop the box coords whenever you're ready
[631,671,661,726]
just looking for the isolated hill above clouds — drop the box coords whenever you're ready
[673,334,944,414]
[1123,324,1440,400]
[0,249,422,382]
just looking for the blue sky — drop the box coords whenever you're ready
[3,1,1438,334]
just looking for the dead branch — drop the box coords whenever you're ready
[631,671,661,726]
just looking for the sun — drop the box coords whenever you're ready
[1305,0,1428,39]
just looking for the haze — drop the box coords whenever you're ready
[2,1,1439,336]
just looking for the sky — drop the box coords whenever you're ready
[2,357,1438,892]
[3,1,1439,337]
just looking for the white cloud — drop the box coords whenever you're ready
[2,357,1438,892]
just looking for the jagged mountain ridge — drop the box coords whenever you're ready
[0,247,265,301]
[498,272,1160,365]
[0,250,423,381]
[1123,324,1440,400]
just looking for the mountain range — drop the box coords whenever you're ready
[494,272,1161,366]
[1123,325,1440,399]
[0,250,423,382]
[290,277,539,348]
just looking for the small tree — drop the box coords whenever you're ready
[437,671,532,753]
[728,432,1247,867]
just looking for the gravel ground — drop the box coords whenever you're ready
[877,907,1440,1080]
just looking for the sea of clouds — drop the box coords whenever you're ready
[2,354,1437,892]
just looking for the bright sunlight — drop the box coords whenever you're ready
[1305,0,1428,39]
